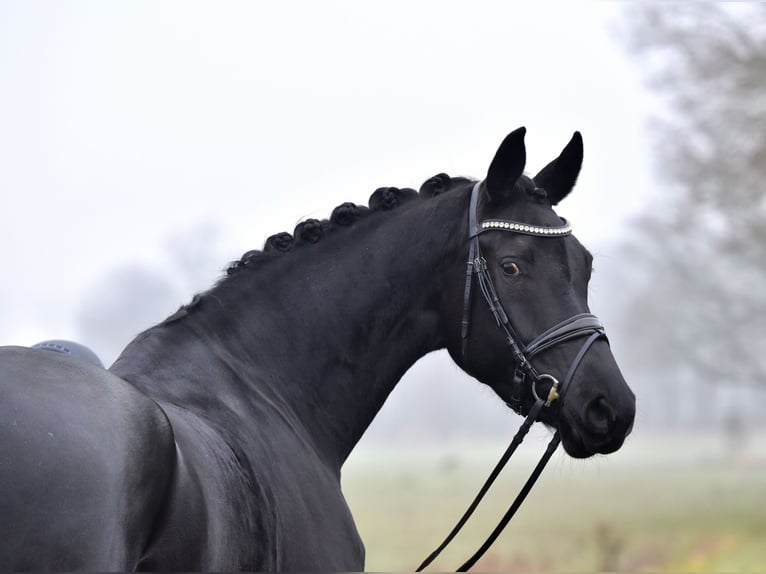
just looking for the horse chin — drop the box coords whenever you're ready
[558,413,630,459]
[560,428,599,459]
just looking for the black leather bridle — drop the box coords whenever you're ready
[417,181,608,572]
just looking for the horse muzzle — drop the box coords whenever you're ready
[559,391,636,458]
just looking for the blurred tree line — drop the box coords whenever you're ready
[617,5,766,429]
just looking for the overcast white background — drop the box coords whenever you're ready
[1,2,655,382]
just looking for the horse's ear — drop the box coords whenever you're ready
[533,131,583,205]
[485,127,527,202]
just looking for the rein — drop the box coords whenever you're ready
[417,181,606,572]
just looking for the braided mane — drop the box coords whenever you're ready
[224,173,470,276]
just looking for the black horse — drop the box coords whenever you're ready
[0,128,635,571]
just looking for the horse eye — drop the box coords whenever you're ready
[501,261,521,276]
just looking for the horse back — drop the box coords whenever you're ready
[0,346,175,570]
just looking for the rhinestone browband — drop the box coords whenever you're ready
[479,218,572,237]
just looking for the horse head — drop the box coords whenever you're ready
[441,128,635,458]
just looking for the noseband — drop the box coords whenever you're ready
[418,181,607,571]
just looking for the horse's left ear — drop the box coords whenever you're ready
[533,131,583,205]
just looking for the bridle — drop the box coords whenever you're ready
[460,180,606,415]
[417,181,607,572]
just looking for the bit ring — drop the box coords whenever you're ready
[532,373,560,406]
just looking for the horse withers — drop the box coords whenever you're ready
[0,128,634,571]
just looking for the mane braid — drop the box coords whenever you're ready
[224,184,430,277]
[159,174,474,327]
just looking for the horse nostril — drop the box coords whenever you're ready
[584,396,615,436]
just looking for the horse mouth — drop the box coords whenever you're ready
[558,411,634,459]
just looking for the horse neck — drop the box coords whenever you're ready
[116,189,469,470]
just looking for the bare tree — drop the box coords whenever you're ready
[617,5,766,400]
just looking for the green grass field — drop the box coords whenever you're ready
[342,431,766,571]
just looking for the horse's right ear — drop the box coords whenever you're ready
[485,127,527,202]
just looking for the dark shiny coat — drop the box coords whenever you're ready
[0,129,635,570]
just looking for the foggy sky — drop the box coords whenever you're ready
[1,2,656,347]
[0,2,663,442]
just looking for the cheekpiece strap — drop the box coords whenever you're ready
[468,181,483,238]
